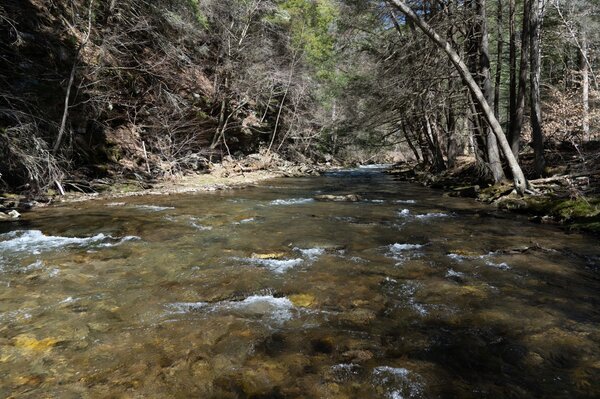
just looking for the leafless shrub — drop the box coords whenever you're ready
[0,120,63,191]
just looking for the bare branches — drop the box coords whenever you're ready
[53,0,95,154]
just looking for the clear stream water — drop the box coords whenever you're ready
[1,168,599,398]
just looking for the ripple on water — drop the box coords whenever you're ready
[446,268,465,278]
[167,295,295,324]
[485,261,511,270]
[0,230,140,261]
[234,257,305,273]
[294,247,326,261]
[269,198,314,206]
[133,205,175,211]
[398,209,450,220]
[372,366,425,399]
[387,243,424,265]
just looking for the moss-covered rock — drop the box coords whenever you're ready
[496,194,600,234]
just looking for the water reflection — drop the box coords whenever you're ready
[1,168,599,398]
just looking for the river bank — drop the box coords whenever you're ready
[388,156,600,235]
[0,154,328,220]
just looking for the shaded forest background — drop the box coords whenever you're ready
[0,0,598,194]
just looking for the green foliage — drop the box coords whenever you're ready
[276,0,338,65]
[187,0,208,27]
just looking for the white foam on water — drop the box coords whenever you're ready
[411,302,429,316]
[414,212,449,219]
[98,235,141,247]
[395,200,417,204]
[23,259,44,272]
[168,295,294,323]
[232,295,294,322]
[387,243,424,265]
[485,261,511,270]
[358,164,392,169]
[134,205,175,211]
[234,257,304,273]
[331,363,361,381]
[372,366,425,399]
[447,253,467,262]
[190,222,213,231]
[0,230,108,253]
[295,247,326,261]
[398,209,411,217]
[106,202,126,207]
[390,243,424,252]
[0,230,141,255]
[167,301,209,314]
[238,218,256,224]
[270,198,314,206]
[446,268,465,278]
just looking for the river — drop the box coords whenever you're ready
[1,167,599,398]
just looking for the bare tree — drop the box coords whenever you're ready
[529,0,546,176]
[387,0,528,194]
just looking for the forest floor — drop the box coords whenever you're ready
[388,142,600,235]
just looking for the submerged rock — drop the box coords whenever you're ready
[314,194,362,202]
[340,308,377,325]
[13,334,60,353]
[252,252,287,260]
[289,293,316,308]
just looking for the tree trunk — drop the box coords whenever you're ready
[510,0,531,159]
[387,0,528,194]
[529,0,546,177]
[494,0,504,119]
[581,30,590,141]
[477,0,505,183]
[507,0,517,151]
[423,114,446,172]
[401,122,422,162]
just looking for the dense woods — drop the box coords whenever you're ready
[0,0,598,195]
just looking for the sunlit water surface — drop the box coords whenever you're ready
[1,168,599,398]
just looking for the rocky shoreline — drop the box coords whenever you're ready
[387,161,600,235]
[0,153,329,222]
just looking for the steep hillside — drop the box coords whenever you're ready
[0,0,339,193]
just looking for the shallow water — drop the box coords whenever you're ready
[1,169,599,398]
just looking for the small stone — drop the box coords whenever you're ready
[289,294,316,307]
[13,335,60,352]
[251,252,287,259]
[8,210,20,219]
